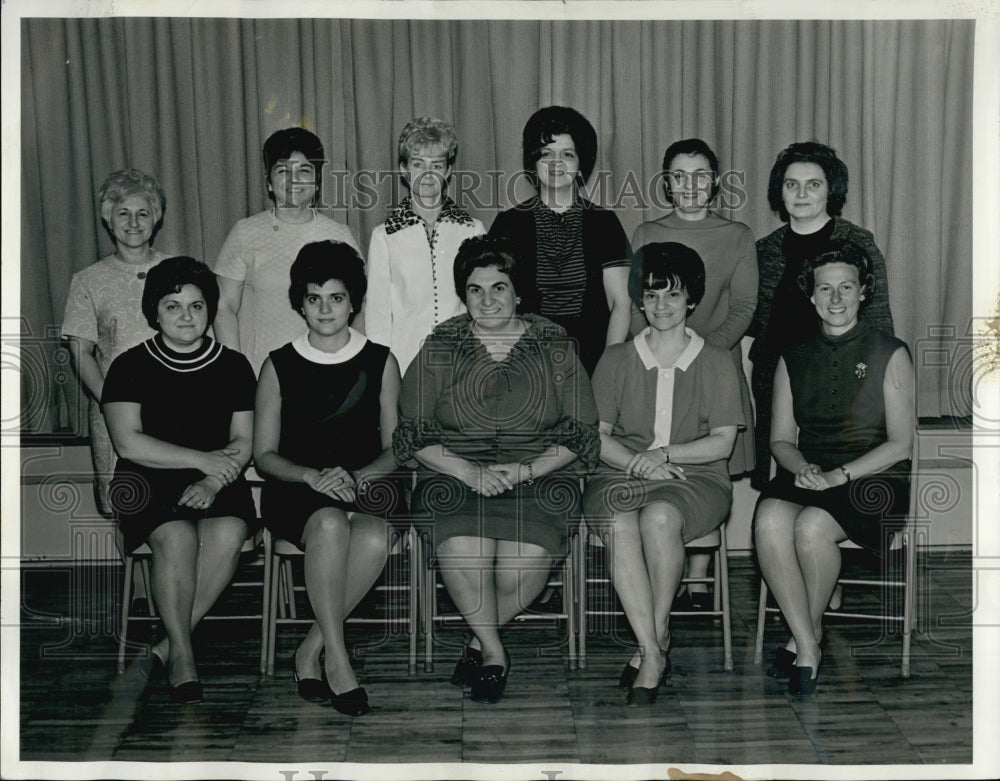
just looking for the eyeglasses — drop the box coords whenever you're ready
[665,170,716,185]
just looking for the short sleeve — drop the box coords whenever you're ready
[227,350,257,411]
[590,346,623,426]
[100,349,141,405]
[61,271,98,341]
[212,221,249,282]
[703,347,745,431]
[547,337,600,467]
[595,209,631,269]
[393,339,448,463]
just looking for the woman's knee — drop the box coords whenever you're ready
[753,499,797,545]
[148,520,198,557]
[638,503,685,538]
[793,508,844,549]
[301,508,349,545]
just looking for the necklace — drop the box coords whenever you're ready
[270,206,316,232]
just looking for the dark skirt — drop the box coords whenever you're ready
[411,472,582,556]
[583,470,732,544]
[110,464,259,553]
[262,477,409,546]
[757,462,911,556]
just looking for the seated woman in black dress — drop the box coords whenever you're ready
[754,243,914,695]
[583,243,743,706]
[395,235,599,704]
[102,256,257,704]
[253,240,404,717]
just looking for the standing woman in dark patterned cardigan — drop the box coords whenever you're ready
[488,105,632,375]
[748,141,894,489]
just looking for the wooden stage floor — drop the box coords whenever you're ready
[15,551,972,773]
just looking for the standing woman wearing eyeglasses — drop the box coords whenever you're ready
[629,139,758,610]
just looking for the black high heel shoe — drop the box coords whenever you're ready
[170,680,203,704]
[471,651,510,703]
[330,686,371,716]
[789,665,819,695]
[618,661,640,690]
[291,654,330,703]
[767,647,796,679]
[625,649,669,706]
[451,645,483,687]
[139,649,167,681]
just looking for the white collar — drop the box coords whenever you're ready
[633,327,704,371]
[291,327,367,364]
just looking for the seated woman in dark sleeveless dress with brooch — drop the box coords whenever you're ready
[753,243,914,696]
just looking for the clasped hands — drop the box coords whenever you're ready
[178,447,244,510]
[462,462,527,497]
[304,466,359,502]
[793,463,846,490]
[625,449,686,481]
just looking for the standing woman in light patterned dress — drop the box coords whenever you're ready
[62,168,171,516]
[212,127,361,375]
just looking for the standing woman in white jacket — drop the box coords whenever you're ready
[362,117,485,373]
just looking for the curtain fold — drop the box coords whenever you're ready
[19,17,974,433]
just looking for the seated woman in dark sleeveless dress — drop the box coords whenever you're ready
[753,243,914,696]
[102,257,258,704]
[253,241,405,716]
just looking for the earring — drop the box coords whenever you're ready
[860,295,866,301]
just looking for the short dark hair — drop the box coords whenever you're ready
[661,138,721,203]
[767,140,849,221]
[288,241,366,323]
[797,242,875,301]
[141,256,219,330]
[629,242,706,311]
[522,105,598,186]
[453,235,521,303]
[263,127,326,203]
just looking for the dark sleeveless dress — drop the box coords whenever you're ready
[757,321,911,555]
[261,337,408,545]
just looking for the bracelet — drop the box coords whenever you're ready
[839,465,852,483]
[525,461,535,486]
[660,446,670,464]
[357,475,371,495]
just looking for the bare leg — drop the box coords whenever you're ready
[685,552,712,598]
[754,498,818,662]
[491,540,553,666]
[299,509,391,694]
[437,536,508,666]
[146,520,199,685]
[615,504,685,689]
[151,516,248,664]
[793,507,847,670]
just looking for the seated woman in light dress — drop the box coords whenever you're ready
[583,242,743,706]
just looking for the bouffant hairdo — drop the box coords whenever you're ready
[398,117,459,168]
[453,235,522,302]
[661,138,721,204]
[766,140,849,221]
[628,242,706,312]
[262,127,326,203]
[522,105,598,186]
[797,243,875,302]
[141,256,219,330]
[288,241,366,324]
[98,168,166,230]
